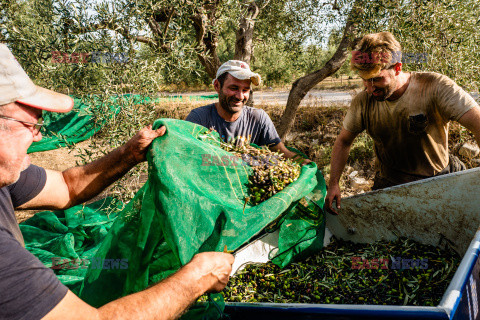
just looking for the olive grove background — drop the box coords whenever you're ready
[1,1,479,201]
[1,0,478,137]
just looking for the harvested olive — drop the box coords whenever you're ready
[220,237,460,306]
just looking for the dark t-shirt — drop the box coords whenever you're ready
[0,165,68,319]
[185,103,282,146]
[1,164,46,246]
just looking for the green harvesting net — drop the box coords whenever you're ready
[27,94,157,153]
[21,118,326,318]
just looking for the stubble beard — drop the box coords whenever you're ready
[0,152,30,187]
[0,162,23,187]
[218,91,247,115]
[372,75,397,102]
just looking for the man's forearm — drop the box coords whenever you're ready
[42,252,233,320]
[97,265,205,320]
[62,144,138,206]
[280,148,299,160]
[270,142,306,162]
[96,252,233,320]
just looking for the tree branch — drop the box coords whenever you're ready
[277,0,363,139]
[146,16,163,39]
[163,8,175,40]
[259,0,271,10]
[71,21,170,51]
[190,2,221,79]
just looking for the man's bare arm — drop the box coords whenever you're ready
[19,125,166,210]
[269,142,311,165]
[325,128,358,214]
[457,106,480,147]
[43,252,234,320]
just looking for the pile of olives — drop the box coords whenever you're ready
[222,237,460,306]
[222,143,301,205]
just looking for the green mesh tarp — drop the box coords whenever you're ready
[27,94,155,153]
[19,197,122,294]
[21,118,326,318]
[159,94,218,102]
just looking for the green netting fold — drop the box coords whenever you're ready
[20,197,122,294]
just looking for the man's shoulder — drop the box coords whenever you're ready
[242,106,269,121]
[411,71,453,85]
[185,103,216,125]
[7,164,47,205]
[351,90,370,105]
[189,103,216,115]
[410,72,468,98]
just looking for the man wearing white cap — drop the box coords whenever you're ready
[186,60,304,161]
[0,44,233,319]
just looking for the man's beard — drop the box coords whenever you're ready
[372,77,397,101]
[0,158,27,187]
[219,91,247,114]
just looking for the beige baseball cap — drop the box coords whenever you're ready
[0,44,73,112]
[214,60,261,86]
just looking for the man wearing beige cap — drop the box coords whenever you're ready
[0,44,233,319]
[186,60,304,161]
[325,32,480,214]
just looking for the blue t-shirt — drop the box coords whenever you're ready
[0,165,68,319]
[185,103,282,146]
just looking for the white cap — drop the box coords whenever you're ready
[0,44,73,112]
[214,60,261,86]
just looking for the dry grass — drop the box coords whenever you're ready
[159,76,363,93]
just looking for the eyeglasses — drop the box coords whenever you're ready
[0,115,44,134]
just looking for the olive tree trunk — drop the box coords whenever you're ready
[277,0,362,140]
[234,0,263,65]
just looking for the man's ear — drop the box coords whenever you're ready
[394,62,402,75]
[213,79,221,93]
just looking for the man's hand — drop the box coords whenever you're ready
[184,252,235,293]
[124,125,166,164]
[293,155,312,166]
[270,142,313,166]
[325,183,342,215]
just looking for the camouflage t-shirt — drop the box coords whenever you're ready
[343,72,478,183]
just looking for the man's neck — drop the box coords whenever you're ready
[387,72,411,101]
[214,102,242,122]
